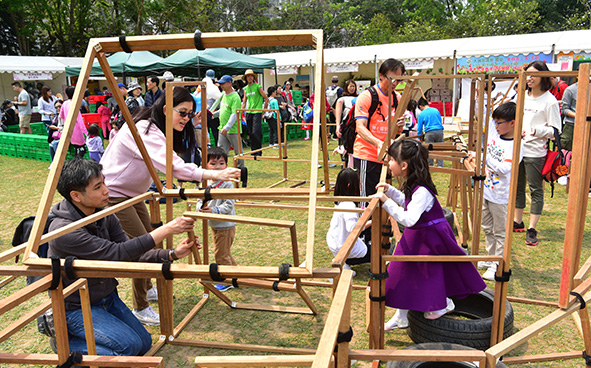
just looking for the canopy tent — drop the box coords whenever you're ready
[65,51,163,77]
[146,48,276,77]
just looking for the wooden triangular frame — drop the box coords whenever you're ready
[22,30,330,281]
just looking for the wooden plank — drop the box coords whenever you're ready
[184,211,295,228]
[506,296,559,308]
[312,270,353,368]
[50,282,69,363]
[383,255,503,262]
[491,69,527,346]
[501,351,582,364]
[0,276,16,289]
[560,63,591,307]
[0,353,163,366]
[232,302,314,315]
[144,336,166,357]
[95,30,319,53]
[194,355,316,367]
[157,279,174,337]
[236,202,365,213]
[486,290,591,359]
[24,43,98,261]
[78,280,97,362]
[171,337,316,355]
[332,198,378,267]
[97,51,163,194]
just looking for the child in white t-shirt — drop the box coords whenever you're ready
[468,102,522,280]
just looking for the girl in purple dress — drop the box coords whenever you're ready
[374,140,486,331]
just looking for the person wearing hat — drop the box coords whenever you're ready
[240,69,269,156]
[128,81,144,108]
[217,75,244,169]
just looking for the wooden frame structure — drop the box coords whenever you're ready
[2,26,591,367]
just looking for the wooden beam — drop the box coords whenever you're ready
[172,337,316,355]
[194,355,316,367]
[0,353,163,367]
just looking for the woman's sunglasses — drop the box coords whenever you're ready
[173,107,195,119]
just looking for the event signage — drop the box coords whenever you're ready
[326,63,359,73]
[271,66,299,75]
[13,72,53,81]
[456,53,553,74]
[404,59,434,70]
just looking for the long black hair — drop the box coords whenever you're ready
[135,87,196,154]
[334,167,360,205]
[387,140,437,199]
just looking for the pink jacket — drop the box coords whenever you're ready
[101,119,205,198]
[60,100,87,146]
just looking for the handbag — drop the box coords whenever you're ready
[52,131,61,140]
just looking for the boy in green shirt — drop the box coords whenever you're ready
[266,85,281,147]
[217,75,244,169]
[240,69,269,156]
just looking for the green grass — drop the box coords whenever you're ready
[0,138,590,368]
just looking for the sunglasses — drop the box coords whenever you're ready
[173,107,195,119]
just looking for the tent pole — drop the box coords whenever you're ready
[452,50,457,116]
[274,67,278,85]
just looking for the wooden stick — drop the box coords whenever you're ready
[78,280,98,363]
[501,351,582,364]
[173,295,209,337]
[348,349,485,362]
[0,353,163,367]
[173,337,316,354]
[0,274,51,316]
[0,276,16,289]
[194,355,317,367]
[188,231,202,264]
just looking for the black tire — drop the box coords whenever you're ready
[384,342,509,368]
[407,288,513,350]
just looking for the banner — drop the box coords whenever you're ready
[456,53,553,74]
[404,59,434,70]
[556,52,573,71]
[13,72,53,81]
[326,63,359,73]
[270,66,298,75]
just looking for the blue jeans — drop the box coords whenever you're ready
[49,140,60,161]
[65,291,151,356]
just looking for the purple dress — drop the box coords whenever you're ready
[385,185,486,312]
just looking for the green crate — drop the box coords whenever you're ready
[30,122,47,136]
[5,125,19,133]
[89,104,97,113]
[292,90,302,106]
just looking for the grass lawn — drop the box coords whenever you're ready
[0,137,590,368]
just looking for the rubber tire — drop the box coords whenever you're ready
[407,288,514,350]
[384,342,509,368]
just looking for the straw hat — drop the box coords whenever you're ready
[242,69,257,81]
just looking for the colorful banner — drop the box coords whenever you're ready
[456,53,553,74]
[556,52,573,71]
[326,63,359,73]
[13,72,53,81]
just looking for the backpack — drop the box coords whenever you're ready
[542,128,571,197]
[326,86,339,107]
[302,100,314,124]
[340,86,396,154]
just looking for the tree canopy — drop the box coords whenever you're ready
[0,0,588,56]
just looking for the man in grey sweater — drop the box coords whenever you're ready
[48,158,196,356]
[561,82,577,151]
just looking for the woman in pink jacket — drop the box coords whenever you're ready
[101,87,240,326]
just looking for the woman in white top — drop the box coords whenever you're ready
[514,61,561,246]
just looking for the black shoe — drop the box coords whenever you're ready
[513,221,525,233]
[526,228,538,246]
[49,336,57,353]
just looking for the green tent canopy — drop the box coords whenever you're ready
[65,51,163,77]
[149,48,276,77]
[65,48,276,78]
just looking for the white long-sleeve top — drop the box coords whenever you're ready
[326,202,368,259]
[381,185,434,228]
[522,91,561,158]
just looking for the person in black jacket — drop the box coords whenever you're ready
[48,158,196,356]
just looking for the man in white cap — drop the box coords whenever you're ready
[240,69,269,156]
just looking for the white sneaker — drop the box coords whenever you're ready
[477,261,492,270]
[483,263,498,281]
[133,306,160,326]
[384,315,409,330]
[343,264,357,277]
[146,286,158,302]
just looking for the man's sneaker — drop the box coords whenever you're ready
[513,221,525,233]
[482,263,498,281]
[477,261,493,270]
[214,284,234,292]
[526,228,538,246]
[133,306,160,326]
[146,286,158,302]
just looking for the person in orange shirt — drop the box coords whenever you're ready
[353,58,406,198]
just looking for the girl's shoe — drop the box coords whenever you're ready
[384,315,409,331]
[424,299,455,320]
[303,137,310,141]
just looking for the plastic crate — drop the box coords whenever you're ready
[5,125,19,133]
[88,95,107,104]
[89,104,97,113]
[82,113,101,129]
[30,122,47,136]
[292,90,303,106]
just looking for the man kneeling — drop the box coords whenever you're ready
[49,158,196,356]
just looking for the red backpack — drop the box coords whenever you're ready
[541,128,571,197]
